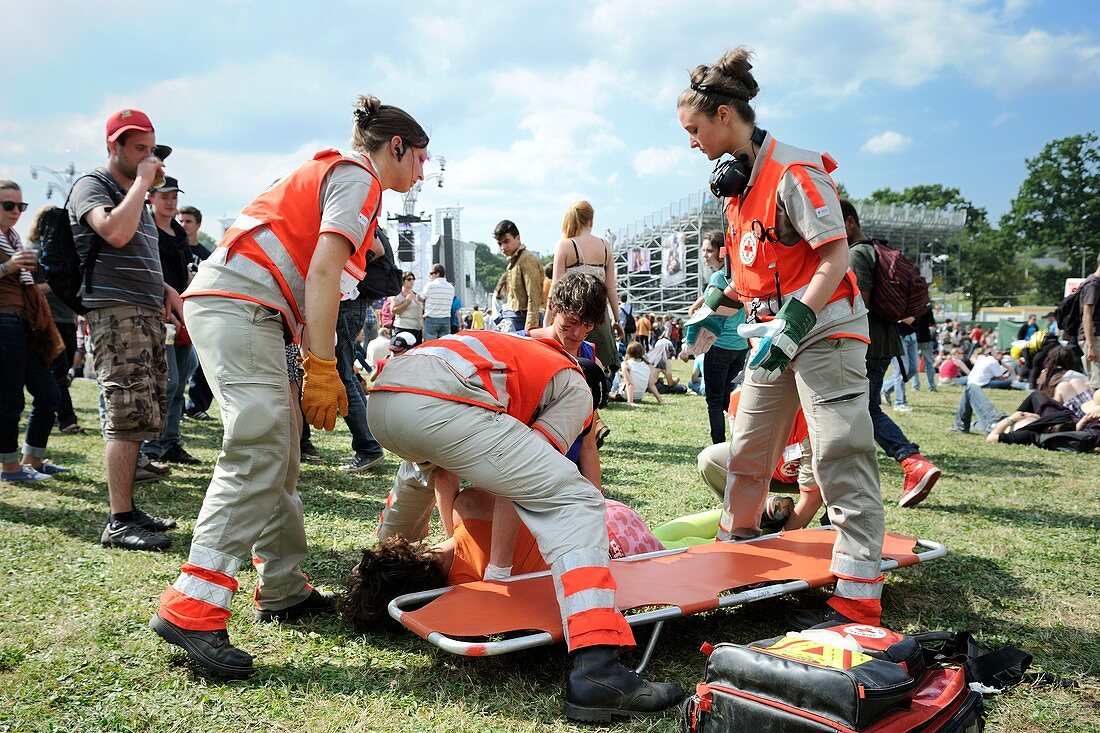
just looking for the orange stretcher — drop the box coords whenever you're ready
[389,528,946,671]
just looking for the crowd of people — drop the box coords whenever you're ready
[2,44,1098,724]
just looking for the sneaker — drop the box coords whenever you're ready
[185,410,214,422]
[338,453,384,472]
[788,604,859,631]
[132,506,177,533]
[254,589,337,623]
[1,467,50,483]
[134,465,167,484]
[760,495,795,531]
[150,613,254,679]
[137,454,172,476]
[898,454,941,508]
[893,404,913,413]
[101,519,171,551]
[300,440,323,464]
[160,445,201,465]
[24,459,70,475]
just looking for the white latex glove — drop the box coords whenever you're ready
[483,563,512,581]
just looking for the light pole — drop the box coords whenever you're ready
[933,254,950,316]
[29,162,79,200]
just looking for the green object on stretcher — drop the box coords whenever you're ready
[651,508,722,549]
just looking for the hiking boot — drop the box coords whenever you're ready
[161,445,201,465]
[254,589,337,623]
[132,506,177,533]
[788,604,859,631]
[300,440,323,464]
[898,454,941,508]
[337,453,384,473]
[101,519,171,551]
[564,646,685,722]
[150,613,254,680]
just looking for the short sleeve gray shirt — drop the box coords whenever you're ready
[66,168,163,311]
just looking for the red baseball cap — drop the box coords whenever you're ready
[106,108,155,142]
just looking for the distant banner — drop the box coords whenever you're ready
[627,247,651,274]
[661,232,686,286]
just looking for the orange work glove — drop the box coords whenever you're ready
[301,351,348,431]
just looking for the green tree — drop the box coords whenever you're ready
[958,224,1026,318]
[1030,264,1073,306]
[1001,132,1100,271]
[472,241,507,293]
[867,184,987,227]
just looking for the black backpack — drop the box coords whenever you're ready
[42,171,120,314]
[356,228,403,301]
[620,304,637,334]
[1053,277,1091,343]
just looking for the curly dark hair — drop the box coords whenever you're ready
[548,271,607,326]
[337,535,448,632]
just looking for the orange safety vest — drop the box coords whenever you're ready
[215,148,382,325]
[372,331,586,452]
[725,138,858,308]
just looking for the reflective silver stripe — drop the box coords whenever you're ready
[253,228,307,308]
[558,588,617,618]
[414,346,480,379]
[172,574,234,610]
[230,213,264,231]
[552,547,608,574]
[187,544,241,576]
[831,555,883,581]
[835,578,884,600]
[446,334,507,370]
[749,282,863,332]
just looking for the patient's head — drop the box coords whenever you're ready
[338,535,448,632]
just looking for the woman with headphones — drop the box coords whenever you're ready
[152,95,430,679]
[679,47,885,628]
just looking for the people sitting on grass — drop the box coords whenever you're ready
[936,347,971,387]
[610,341,665,406]
[986,381,1099,451]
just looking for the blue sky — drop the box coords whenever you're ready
[3,0,1098,253]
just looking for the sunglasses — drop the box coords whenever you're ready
[404,276,416,281]
[1,201,28,213]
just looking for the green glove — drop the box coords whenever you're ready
[702,284,744,316]
[735,297,817,382]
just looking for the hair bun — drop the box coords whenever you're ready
[353,94,383,128]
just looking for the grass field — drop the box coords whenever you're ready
[0,369,1097,732]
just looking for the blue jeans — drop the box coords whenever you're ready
[0,313,59,461]
[423,316,451,343]
[954,384,1008,434]
[702,345,747,444]
[916,340,936,390]
[981,377,1029,390]
[866,356,918,462]
[337,298,383,459]
[884,333,917,405]
[144,342,199,456]
[500,310,527,333]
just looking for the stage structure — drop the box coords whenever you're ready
[611,194,967,316]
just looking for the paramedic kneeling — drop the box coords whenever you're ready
[679,47,885,629]
[368,330,683,722]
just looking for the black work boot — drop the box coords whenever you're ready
[254,589,336,623]
[564,645,685,722]
[150,613,254,680]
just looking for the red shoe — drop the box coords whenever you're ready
[898,454,940,508]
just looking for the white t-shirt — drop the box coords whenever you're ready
[625,359,651,401]
[969,354,1008,387]
[365,335,390,370]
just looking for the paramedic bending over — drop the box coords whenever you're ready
[678,47,884,628]
[151,95,430,680]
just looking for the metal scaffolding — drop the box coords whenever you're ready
[610,194,967,316]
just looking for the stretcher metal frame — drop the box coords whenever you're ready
[389,528,947,672]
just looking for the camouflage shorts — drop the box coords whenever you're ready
[86,306,168,441]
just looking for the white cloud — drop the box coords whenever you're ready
[991,112,1015,126]
[631,146,696,177]
[861,131,914,154]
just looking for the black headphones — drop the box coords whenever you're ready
[394,140,406,162]
[709,126,766,198]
